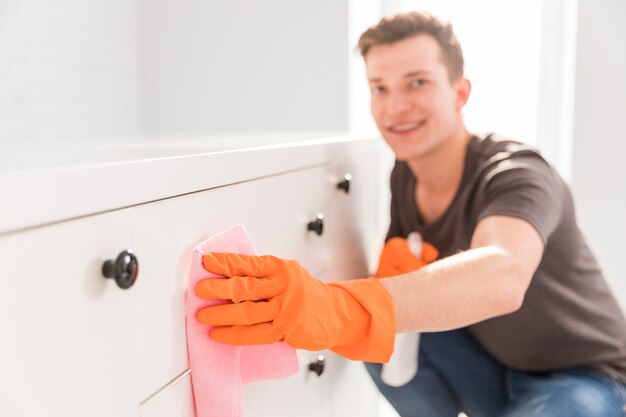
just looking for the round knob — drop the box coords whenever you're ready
[102,249,139,289]
[336,173,352,194]
[307,214,324,236]
[307,355,325,377]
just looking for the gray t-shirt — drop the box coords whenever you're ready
[387,133,626,383]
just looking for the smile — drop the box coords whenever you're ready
[388,120,426,133]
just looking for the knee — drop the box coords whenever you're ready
[505,382,624,417]
[567,383,624,417]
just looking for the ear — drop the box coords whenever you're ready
[455,77,471,110]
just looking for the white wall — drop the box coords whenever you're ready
[571,0,626,309]
[0,0,141,143]
[535,0,578,181]
[0,1,351,144]
[139,0,349,135]
[348,0,383,137]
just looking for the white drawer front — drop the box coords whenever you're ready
[0,210,140,417]
[132,165,337,400]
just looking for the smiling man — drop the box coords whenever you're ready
[195,12,626,417]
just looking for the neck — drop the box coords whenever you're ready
[407,124,472,194]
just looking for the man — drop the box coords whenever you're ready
[194,12,626,417]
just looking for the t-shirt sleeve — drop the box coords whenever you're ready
[476,155,563,244]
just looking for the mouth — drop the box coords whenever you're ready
[387,120,426,134]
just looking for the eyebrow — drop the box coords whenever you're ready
[368,70,431,83]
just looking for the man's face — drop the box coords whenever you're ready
[365,34,469,161]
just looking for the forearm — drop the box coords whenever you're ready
[380,246,527,333]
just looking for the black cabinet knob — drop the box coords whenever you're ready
[307,214,324,236]
[102,249,139,289]
[307,355,325,377]
[336,173,352,194]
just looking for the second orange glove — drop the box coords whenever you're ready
[195,253,396,363]
[376,236,439,278]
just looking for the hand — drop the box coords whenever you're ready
[195,253,395,362]
[376,236,439,278]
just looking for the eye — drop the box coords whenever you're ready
[370,85,386,95]
[411,78,428,87]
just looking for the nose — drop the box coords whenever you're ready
[385,91,412,116]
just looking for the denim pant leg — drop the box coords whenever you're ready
[365,329,508,417]
[501,368,626,417]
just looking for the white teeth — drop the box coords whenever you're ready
[390,123,420,132]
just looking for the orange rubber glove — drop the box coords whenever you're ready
[195,253,395,363]
[375,236,439,278]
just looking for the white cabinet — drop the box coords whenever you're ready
[0,137,386,417]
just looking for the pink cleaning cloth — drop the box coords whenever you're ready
[185,224,299,417]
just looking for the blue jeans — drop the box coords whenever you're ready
[365,329,626,417]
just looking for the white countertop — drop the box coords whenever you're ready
[0,132,347,174]
[0,132,383,235]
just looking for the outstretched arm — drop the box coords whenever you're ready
[194,215,543,362]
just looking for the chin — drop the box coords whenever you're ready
[389,148,422,161]
[388,142,432,161]
[383,132,432,158]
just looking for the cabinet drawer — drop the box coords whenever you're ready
[132,164,343,400]
[0,210,139,417]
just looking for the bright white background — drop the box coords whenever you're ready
[571,0,626,313]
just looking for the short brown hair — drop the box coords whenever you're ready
[358,11,464,82]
